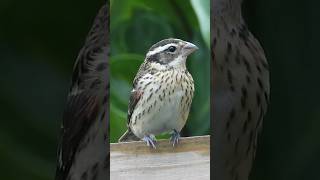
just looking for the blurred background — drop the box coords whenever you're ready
[243,0,320,179]
[109,0,210,142]
[0,0,320,180]
[0,1,104,179]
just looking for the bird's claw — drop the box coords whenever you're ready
[170,129,180,147]
[143,135,157,149]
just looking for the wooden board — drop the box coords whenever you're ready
[110,135,210,180]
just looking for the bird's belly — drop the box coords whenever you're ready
[131,90,185,138]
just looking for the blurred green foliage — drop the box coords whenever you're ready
[0,1,103,179]
[109,0,210,143]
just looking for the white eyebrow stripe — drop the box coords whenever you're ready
[147,43,176,56]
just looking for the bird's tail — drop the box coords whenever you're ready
[118,129,140,142]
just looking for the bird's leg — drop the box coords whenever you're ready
[143,134,157,149]
[170,129,180,147]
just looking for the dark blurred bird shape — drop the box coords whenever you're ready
[212,0,270,179]
[55,2,109,180]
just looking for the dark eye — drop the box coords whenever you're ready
[168,46,176,52]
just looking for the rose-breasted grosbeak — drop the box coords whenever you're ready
[118,38,198,148]
[55,3,109,180]
[212,0,270,180]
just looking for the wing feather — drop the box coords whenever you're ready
[55,91,99,180]
[127,89,142,125]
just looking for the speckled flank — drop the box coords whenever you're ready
[131,68,194,138]
[212,0,270,179]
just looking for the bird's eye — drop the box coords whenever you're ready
[168,46,176,52]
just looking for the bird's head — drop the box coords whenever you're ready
[145,38,198,70]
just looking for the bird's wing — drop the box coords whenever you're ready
[127,89,142,125]
[132,61,152,87]
[55,90,99,180]
[126,61,149,125]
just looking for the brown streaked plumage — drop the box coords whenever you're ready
[212,0,270,180]
[119,38,198,148]
[55,3,109,180]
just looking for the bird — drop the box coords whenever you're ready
[118,38,198,148]
[55,2,109,180]
[212,0,270,180]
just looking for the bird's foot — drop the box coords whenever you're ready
[143,134,157,149]
[170,129,180,147]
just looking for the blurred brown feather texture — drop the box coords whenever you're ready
[55,1,109,180]
[212,0,269,180]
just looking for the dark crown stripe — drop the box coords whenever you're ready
[149,38,181,51]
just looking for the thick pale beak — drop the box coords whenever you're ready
[183,42,198,56]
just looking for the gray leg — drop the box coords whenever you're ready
[170,129,180,147]
[143,134,157,149]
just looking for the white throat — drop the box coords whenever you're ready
[168,55,187,69]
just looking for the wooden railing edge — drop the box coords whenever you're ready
[110,135,210,154]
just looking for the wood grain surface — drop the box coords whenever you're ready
[110,135,210,180]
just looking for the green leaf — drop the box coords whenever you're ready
[110,103,127,143]
[190,0,210,48]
